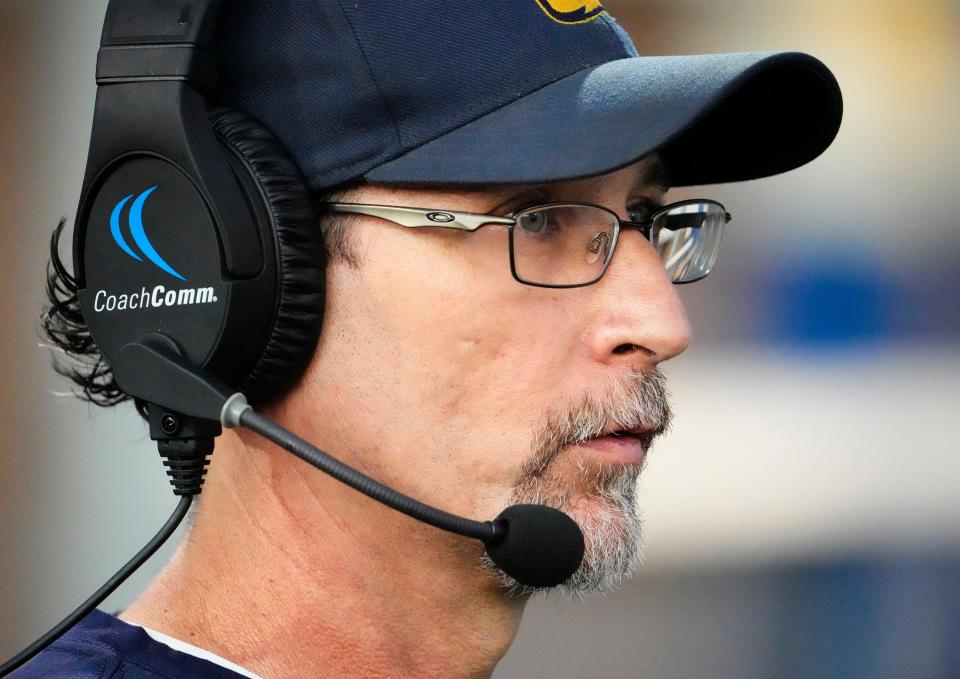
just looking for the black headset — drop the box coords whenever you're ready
[76,0,325,409]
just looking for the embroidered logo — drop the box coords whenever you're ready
[535,0,605,25]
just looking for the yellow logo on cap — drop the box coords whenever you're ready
[535,0,605,25]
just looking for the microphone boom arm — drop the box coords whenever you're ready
[221,394,503,544]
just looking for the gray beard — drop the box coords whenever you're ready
[481,368,670,598]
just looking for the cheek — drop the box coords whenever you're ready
[355,230,582,507]
[373,230,559,399]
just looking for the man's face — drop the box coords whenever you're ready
[283,155,691,593]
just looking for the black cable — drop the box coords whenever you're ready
[0,495,193,677]
[238,409,499,543]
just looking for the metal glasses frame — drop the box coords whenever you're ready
[322,199,732,288]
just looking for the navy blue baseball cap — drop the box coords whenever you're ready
[212,1,842,191]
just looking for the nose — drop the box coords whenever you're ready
[584,229,693,368]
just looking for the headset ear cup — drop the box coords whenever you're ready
[209,107,325,404]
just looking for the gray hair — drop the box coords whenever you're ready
[481,368,672,597]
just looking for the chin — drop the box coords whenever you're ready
[484,461,645,598]
[561,476,644,594]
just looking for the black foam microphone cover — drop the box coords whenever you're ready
[485,504,585,588]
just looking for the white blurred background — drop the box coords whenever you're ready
[1,1,958,677]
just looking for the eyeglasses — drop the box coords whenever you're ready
[322,199,731,288]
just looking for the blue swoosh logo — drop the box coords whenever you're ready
[109,194,142,262]
[109,186,187,282]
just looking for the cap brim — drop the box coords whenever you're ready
[364,51,842,187]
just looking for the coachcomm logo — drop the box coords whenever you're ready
[534,0,605,24]
[93,284,217,313]
[110,186,186,281]
[93,186,219,313]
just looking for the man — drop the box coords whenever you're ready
[24,1,841,677]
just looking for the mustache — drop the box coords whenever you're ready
[522,368,673,479]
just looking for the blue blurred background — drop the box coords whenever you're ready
[0,1,958,677]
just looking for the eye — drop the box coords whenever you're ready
[518,210,549,234]
[497,188,552,218]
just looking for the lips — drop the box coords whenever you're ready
[577,431,648,465]
[610,427,659,452]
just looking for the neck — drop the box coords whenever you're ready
[121,429,527,679]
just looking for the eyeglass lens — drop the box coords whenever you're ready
[511,205,617,286]
[653,202,727,283]
[510,202,726,287]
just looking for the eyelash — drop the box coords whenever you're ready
[500,195,664,219]
[499,190,552,216]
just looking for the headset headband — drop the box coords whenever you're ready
[98,0,219,85]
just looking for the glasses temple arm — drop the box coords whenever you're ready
[324,203,515,232]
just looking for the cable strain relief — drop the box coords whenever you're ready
[220,392,250,428]
[157,437,213,496]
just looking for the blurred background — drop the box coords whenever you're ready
[0,1,957,677]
